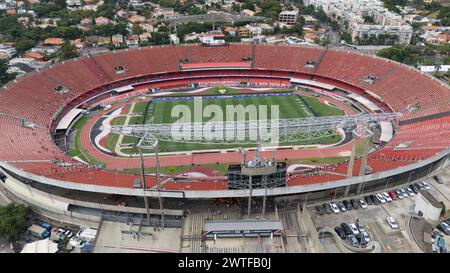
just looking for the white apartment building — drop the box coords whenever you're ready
[303,0,412,45]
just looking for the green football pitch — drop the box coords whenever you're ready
[115,94,345,154]
[147,95,310,124]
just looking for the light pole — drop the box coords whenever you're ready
[137,137,165,229]
[138,145,151,225]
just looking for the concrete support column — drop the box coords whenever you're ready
[262,176,268,217]
[359,132,374,177]
[347,131,359,178]
[247,176,253,219]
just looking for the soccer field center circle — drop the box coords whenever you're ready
[0,44,448,205]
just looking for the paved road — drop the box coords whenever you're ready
[0,189,11,206]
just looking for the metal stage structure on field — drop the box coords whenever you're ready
[110,112,400,147]
[109,112,400,219]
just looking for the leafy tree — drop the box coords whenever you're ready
[377,44,417,65]
[0,203,31,240]
[315,7,328,23]
[224,31,241,43]
[242,2,255,11]
[149,32,170,45]
[340,32,352,44]
[330,20,339,31]
[132,24,144,36]
[15,39,36,52]
[59,40,79,60]
[0,59,15,86]
[321,38,332,46]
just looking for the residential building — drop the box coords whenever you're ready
[278,10,299,25]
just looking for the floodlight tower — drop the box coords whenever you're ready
[241,144,277,218]
[345,124,374,196]
[136,134,165,229]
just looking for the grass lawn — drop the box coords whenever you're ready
[111,116,126,125]
[104,133,119,152]
[67,116,106,167]
[133,101,150,114]
[302,96,345,116]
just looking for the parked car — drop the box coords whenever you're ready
[64,230,73,239]
[413,183,422,191]
[360,230,371,244]
[330,202,340,214]
[422,182,431,190]
[406,187,415,196]
[376,193,386,204]
[399,188,408,197]
[356,223,365,232]
[349,223,360,235]
[395,189,404,199]
[358,199,367,209]
[388,191,398,200]
[40,223,52,231]
[343,200,352,210]
[382,192,392,202]
[337,202,346,212]
[324,203,332,214]
[387,217,399,229]
[315,205,324,216]
[371,195,381,205]
[350,199,360,209]
[341,223,352,236]
[335,226,346,239]
[57,228,66,236]
[69,237,85,248]
[433,176,444,184]
[364,196,373,205]
[409,185,418,194]
[347,234,359,246]
[437,222,450,235]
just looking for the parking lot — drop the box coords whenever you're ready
[309,172,450,253]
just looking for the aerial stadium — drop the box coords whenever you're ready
[0,43,449,233]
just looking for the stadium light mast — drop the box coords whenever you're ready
[136,134,165,229]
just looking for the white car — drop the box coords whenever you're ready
[406,187,415,196]
[64,230,73,238]
[69,237,85,248]
[330,202,340,214]
[358,199,367,209]
[422,182,431,190]
[387,217,399,229]
[376,193,386,204]
[400,188,409,197]
[395,190,404,199]
[349,223,360,235]
[360,230,371,244]
[382,192,392,202]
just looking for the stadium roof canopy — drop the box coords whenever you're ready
[56,108,83,130]
[204,220,283,232]
[348,93,380,112]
